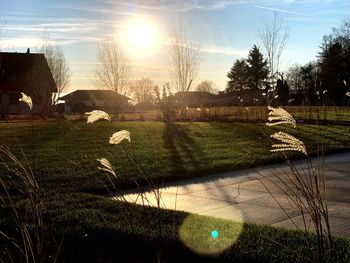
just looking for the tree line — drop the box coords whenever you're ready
[226,16,350,106]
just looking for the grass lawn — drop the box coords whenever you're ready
[2,192,349,262]
[1,120,350,193]
[34,193,350,262]
[1,120,350,262]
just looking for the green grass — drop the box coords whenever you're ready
[39,193,350,262]
[1,120,350,262]
[1,120,350,193]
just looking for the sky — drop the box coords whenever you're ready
[1,0,350,93]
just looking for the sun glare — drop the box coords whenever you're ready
[124,20,157,50]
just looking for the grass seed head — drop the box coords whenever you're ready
[85,110,111,123]
[109,130,131,144]
[266,106,296,128]
[270,131,307,155]
[19,92,33,110]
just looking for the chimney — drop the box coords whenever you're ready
[26,48,30,54]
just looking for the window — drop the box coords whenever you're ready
[9,93,20,104]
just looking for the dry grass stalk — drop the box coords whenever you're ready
[264,106,333,262]
[0,146,45,262]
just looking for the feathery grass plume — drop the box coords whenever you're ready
[109,130,131,144]
[85,110,111,123]
[345,91,350,97]
[270,131,307,155]
[266,106,296,128]
[197,107,201,112]
[97,158,116,178]
[18,92,33,110]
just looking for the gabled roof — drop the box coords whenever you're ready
[60,90,130,102]
[0,51,57,92]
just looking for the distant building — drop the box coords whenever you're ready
[0,51,57,117]
[171,91,218,107]
[170,90,265,107]
[133,101,158,112]
[60,90,131,114]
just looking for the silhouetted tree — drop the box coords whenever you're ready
[130,77,155,104]
[300,62,320,105]
[38,33,71,106]
[94,37,131,95]
[286,64,303,96]
[169,26,200,92]
[258,12,289,85]
[276,80,289,105]
[226,59,248,93]
[319,42,346,105]
[246,45,269,90]
[196,80,217,94]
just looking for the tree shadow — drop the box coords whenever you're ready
[162,122,205,177]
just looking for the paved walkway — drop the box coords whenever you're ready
[120,152,350,238]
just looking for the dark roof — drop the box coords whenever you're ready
[60,90,130,102]
[0,52,57,92]
[174,91,217,99]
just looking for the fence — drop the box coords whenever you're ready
[64,106,350,122]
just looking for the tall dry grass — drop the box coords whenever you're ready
[263,106,333,263]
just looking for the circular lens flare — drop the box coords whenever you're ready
[179,210,243,256]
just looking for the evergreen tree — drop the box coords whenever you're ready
[276,79,289,105]
[226,59,247,93]
[246,45,269,90]
[320,42,346,105]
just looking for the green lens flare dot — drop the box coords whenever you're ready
[211,230,219,238]
[179,211,243,256]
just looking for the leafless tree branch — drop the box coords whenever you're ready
[38,33,71,105]
[169,26,201,92]
[94,37,131,95]
[258,12,289,84]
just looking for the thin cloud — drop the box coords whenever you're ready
[105,0,236,12]
[253,5,310,16]
[2,23,99,33]
[201,46,248,56]
[51,4,154,17]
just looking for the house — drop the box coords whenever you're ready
[60,90,131,114]
[216,90,268,106]
[133,101,158,112]
[171,91,218,107]
[0,51,57,117]
[169,90,266,107]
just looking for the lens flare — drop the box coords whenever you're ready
[179,210,243,256]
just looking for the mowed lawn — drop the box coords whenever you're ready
[1,120,350,193]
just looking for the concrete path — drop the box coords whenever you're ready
[119,152,350,238]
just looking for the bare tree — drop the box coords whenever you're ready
[258,12,289,85]
[169,26,201,92]
[38,34,71,105]
[196,80,218,94]
[130,77,155,104]
[95,37,131,95]
[286,63,303,95]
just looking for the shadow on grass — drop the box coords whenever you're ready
[163,121,205,176]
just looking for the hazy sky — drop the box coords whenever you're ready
[1,0,350,92]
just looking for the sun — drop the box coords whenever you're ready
[127,21,156,50]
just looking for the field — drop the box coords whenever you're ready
[1,119,350,261]
[63,106,350,122]
[1,120,350,194]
